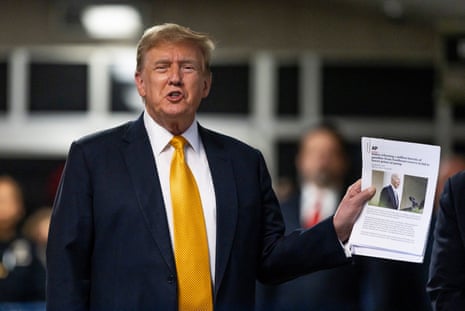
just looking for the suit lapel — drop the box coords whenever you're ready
[121,115,175,274]
[199,126,238,297]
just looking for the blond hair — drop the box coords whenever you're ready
[136,23,215,73]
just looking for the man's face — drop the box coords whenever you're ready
[296,130,347,188]
[391,176,400,188]
[135,41,211,133]
[0,181,22,229]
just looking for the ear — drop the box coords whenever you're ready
[135,71,146,97]
[201,72,212,98]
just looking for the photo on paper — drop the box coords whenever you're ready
[370,170,427,214]
[399,174,428,214]
[350,137,440,262]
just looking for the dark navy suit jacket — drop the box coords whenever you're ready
[428,171,465,310]
[46,115,350,311]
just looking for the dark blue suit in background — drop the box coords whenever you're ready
[46,115,351,311]
[428,171,465,310]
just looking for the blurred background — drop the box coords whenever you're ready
[0,0,464,308]
[0,0,464,209]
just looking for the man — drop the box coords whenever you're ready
[379,173,401,209]
[256,123,364,311]
[428,170,465,310]
[293,123,349,228]
[46,23,375,311]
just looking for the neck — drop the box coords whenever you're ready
[145,110,194,136]
[166,122,189,135]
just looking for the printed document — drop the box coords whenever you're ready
[348,137,440,263]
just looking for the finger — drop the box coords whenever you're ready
[346,179,362,196]
[351,186,376,206]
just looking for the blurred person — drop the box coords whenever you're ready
[46,23,375,311]
[434,154,465,210]
[21,207,52,306]
[0,175,45,302]
[256,122,364,311]
[379,173,401,209]
[274,176,295,203]
[22,207,52,268]
[427,155,465,310]
[294,122,350,227]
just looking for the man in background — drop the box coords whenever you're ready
[256,122,364,311]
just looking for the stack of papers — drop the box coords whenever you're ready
[348,137,440,263]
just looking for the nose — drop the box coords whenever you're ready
[168,67,183,86]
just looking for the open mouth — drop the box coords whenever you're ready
[167,91,183,100]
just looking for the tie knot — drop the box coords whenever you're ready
[170,136,188,151]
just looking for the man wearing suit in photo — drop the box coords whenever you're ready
[46,23,375,311]
[379,173,401,209]
[255,123,365,311]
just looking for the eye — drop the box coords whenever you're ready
[182,64,196,72]
[154,64,168,72]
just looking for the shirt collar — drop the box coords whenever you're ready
[301,182,339,198]
[143,109,200,155]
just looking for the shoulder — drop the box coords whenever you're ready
[64,118,140,167]
[447,170,465,191]
[439,171,465,216]
[441,171,465,206]
[74,120,135,148]
[199,125,261,156]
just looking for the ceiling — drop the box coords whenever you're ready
[340,0,465,21]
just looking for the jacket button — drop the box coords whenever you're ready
[167,275,175,284]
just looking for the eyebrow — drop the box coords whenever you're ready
[152,58,200,65]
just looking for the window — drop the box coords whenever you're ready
[199,64,249,115]
[110,65,141,113]
[322,63,435,118]
[29,63,88,112]
[277,64,299,117]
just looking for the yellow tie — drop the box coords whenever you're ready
[170,136,213,311]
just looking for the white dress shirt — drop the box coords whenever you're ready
[143,110,217,282]
[300,183,338,226]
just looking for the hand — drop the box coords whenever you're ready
[333,179,376,243]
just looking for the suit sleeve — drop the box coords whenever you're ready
[46,142,94,311]
[428,175,465,310]
[255,152,349,285]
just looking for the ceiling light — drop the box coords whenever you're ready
[81,4,142,39]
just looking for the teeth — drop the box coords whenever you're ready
[169,92,181,97]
